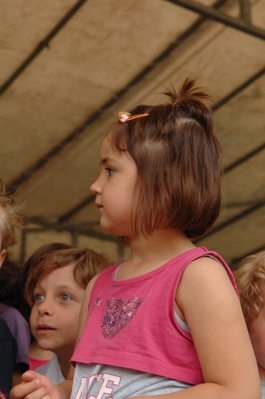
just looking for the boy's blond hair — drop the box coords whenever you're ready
[0,180,24,250]
[233,251,265,328]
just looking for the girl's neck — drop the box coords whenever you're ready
[117,229,195,280]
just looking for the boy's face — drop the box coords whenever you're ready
[249,295,265,379]
[30,263,85,359]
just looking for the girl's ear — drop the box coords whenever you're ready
[0,248,7,268]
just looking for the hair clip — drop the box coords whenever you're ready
[118,112,149,123]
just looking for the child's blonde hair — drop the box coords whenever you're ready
[233,251,265,328]
[24,243,112,306]
[0,179,24,250]
[108,78,222,243]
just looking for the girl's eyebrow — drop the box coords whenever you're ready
[100,157,118,166]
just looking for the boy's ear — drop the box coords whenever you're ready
[0,249,7,268]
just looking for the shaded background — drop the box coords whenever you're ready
[0,0,264,267]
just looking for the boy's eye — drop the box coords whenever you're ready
[105,167,114,176]
[34,293,44,302]
[60,293,72,302]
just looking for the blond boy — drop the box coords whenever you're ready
[234,251,265,398]
[0,179,24,267]
[0,179,24,397]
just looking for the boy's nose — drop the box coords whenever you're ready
[38,301,53,316]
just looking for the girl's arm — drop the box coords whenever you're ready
[10,276,98,399]
[132,257,261,399]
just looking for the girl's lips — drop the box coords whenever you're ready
[95,203,103,211]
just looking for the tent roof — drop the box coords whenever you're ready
[1,0,265,267]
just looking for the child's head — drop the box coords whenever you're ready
[234,251,265,328]
[94,78,222,241]
[0,256,24,312]
[0,179,24,265]
[234,251,265,375]
[24,243,112,358]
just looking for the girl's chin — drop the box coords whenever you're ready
[100,218,131,236]
[100,221,115,233]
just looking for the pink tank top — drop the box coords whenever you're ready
[71,247,238,385]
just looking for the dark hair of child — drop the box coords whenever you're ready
[107,78,222,243]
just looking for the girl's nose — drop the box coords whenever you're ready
[90,177,102,195]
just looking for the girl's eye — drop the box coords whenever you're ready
[34,293,44,303]
[105,167,114,176]
[60,293,72,302]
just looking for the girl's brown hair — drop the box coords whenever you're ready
[24,243,112,306]
[108,78,222,242]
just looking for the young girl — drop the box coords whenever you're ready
[11,78,260,399]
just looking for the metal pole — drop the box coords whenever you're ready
[169,0,265,40]
[239,0,251,24]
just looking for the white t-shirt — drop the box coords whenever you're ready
[36,354,65,384]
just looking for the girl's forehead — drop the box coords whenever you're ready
[100,135,118,158]
[101,135,111,151]
[100,137,133,162]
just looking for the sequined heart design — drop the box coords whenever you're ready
[102,297,143,339]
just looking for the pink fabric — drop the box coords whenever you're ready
[71,247,238,385]
[29,356,49,370]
